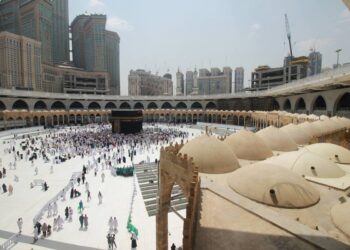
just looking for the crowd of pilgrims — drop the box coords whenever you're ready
[1,123,190,248]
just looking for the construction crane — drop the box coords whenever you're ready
[284,14,293,59]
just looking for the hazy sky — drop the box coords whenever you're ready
[69,0,350,95]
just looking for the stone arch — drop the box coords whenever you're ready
[0,100,6,110]
[295,97,306,112]
[134,102,144,109]
[148,102,158,109]
[161,102,172,109]
[51,101,66,110]
[334,92,350,116]
[53,115,58,125]
[33,116,39,126]
[12,99,29,110]
[34,100,47,110]
[283,99,291,111]
[238,116,244,126]
[191,102,202,109]
[205,102,217,110]
[312,95,327,111]
[232,115,238,125]
[176,102,187,109]
[272,99,280,110]
[69,114,76,124]
[39,116,45,126]
[88,102,101,109]
[105,102,117,109]
[245,115,252,127]
[76,114,82,124]
[69,101,84,110]
[120,102,131,109]
[156,144,200,250]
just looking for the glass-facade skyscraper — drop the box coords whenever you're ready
[52,0,69,63]
[19,0,53,64]
[0,0,121,95]
[106,31,120,95]
[308,51,322,76]
[0,0,20,34]
[72,14,120,95]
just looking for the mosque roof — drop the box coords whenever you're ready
[331,202,350,237]
[280,123,311,145]
[296,121,324,138]
[304,143,350,164]
[179,134,240,174]
[224,129,273,160]
[256,126,298,151]
[333,117,350,128]
[227,163,320,208]
[264,149,346,178]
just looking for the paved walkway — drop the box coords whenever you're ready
[0,230,102,250]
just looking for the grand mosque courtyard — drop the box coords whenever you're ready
[0,124,201,250]
[0,116,350,250]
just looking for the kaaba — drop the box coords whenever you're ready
[111,110,143,134]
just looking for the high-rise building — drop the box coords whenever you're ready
[0,31,42,90]
[308,50,322,76]
[106,31,120,95]
[72,14,107,71]
[251,56,309,90]
[20,0,53,64]
[84,15,107,71]
[234,67,244,93]
[185,71,194,95]
[52,0,69,63]
[0,0,54,64]
[41,63,109,94]
[0,1,121,95]
[128,69,173,96]
[195,67,232,95]
[223,67,233,93]
[176,70,184,96]
[0,0,20,34]
[71,14,120,94]
[71,14,90,69]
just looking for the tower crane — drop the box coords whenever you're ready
[284,14,293,59]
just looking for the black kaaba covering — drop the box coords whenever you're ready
[111,109,143,134]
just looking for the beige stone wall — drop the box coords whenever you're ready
[157,142,200,250]
[310,128,350,150]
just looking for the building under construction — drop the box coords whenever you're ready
[251,56,309,91]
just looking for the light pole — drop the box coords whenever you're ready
[336,49,342,68]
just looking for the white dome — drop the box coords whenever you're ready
[264,149,346,178]
[178,134,240,174]
[256,126,298,151]
[305,143,350,164]
[224,129,273,160]
[280,123,311,145]
[227,163,320,208]
[331,202,350,237]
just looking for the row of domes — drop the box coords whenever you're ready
[177,116,350,209]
